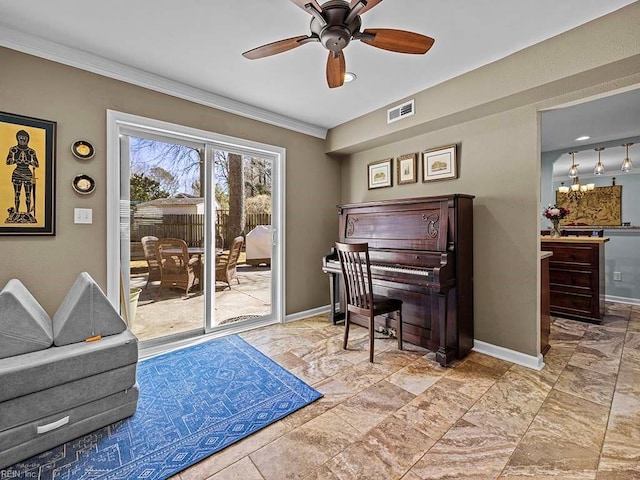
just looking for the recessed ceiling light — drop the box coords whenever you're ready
[575,135,590,141]
[344,72,357,83]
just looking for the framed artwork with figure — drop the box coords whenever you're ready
[0,112,56,235]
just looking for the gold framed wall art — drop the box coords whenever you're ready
[556,185,622,226]
[0,112,56,235]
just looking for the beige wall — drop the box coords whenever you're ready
[0,47,340,316]
[330,3,640,357]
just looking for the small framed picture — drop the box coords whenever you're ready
[368,158,393,189]
[396,153,418,185]
[422,144,458,182]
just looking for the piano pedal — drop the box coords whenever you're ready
[377,325,396,339]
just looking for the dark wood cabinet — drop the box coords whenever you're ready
[540,252,551,355]
[540,237,609,323]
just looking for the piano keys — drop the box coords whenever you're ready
[322,194,474,366]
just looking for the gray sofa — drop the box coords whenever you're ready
[0,273,139,469]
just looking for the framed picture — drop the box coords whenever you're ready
[422,144,458,183]
[396,153,418,185]
[0,112,56,235]
[368,158,393,189]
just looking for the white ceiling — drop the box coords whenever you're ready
[0,0,636,135]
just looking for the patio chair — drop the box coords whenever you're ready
[156,238,201,297]
[140,236,161,289]
[216,236,244,290]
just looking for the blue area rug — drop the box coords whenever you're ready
[4,335,322,479]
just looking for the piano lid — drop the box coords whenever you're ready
[338,196,456,252]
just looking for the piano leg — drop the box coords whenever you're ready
[329,272,345,324]
[435,289,455,367]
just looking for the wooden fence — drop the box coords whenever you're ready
[131,211,271,250]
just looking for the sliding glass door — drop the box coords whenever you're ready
[107,111,285,348]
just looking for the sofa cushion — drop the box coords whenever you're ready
[0,363,137,432]
[0,385,139,469]
[0,329,138,403]
[53,272,127,346]
[0,279,53,359]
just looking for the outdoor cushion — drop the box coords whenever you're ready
[0,279,53,359]
[53,272,126,346]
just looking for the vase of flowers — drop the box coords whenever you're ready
[543,204,570,238]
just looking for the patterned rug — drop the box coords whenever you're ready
[4,335,322,479]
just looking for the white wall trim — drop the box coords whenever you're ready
[0,25,327,140]
[473,340,545,371]
[285,305,331,323]
[606,295,640,306]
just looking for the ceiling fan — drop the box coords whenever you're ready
[242,0,435,88]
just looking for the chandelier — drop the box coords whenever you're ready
[557,144,635,200]
[558,151,593,200]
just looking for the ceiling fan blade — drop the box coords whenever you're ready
[360,28,435,54]
[291,0,323,14]
[326,51,346,89]
[350,0,382,15]
[242,35,310,60]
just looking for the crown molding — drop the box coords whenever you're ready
[0,26,327,139]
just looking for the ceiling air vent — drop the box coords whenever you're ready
[387,99,415,124]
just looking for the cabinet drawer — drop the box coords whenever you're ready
[550,290,594,314]
[549,268,594,289]
[548,245,595,266]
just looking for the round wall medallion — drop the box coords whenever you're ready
[72,174,96,195]
[71,140,95,160]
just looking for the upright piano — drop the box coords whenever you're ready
[322,194,474,366]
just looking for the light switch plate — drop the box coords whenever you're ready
[74,208,92,224]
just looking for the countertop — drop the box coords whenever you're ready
[540,251,553,259]
[540,236,610,244]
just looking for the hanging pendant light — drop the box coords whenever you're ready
[568,151,579,178]
[621,143,633,172]
[594,147,605,175]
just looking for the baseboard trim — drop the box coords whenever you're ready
[606,295,640,306]
[285,305,331,323]
[473,340,544,371]
[286,310,548,371]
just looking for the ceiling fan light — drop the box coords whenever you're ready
[344,72,357,83]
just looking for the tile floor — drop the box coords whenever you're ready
[174,302,640,480]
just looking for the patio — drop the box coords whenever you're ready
[129,264,271,342]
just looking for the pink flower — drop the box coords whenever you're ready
[542,205,570,220]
